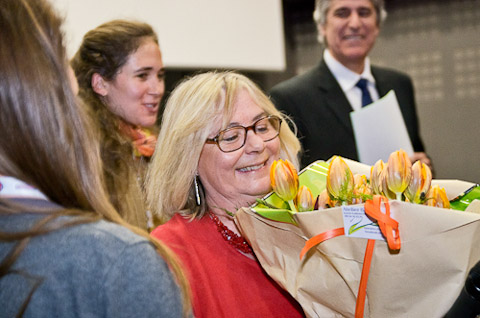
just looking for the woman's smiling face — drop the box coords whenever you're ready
[197,89,280,210]
[103,38,164,127]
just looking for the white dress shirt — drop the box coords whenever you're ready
[323,49,379,111]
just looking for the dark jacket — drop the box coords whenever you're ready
[270,59,425,168]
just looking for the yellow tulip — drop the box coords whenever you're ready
[379,167,397,200]
[386,149,412,200]
[327,156,354,204]
[370,160,385,195]
[404,160,432,204]
[270,159,299,211]
[425,185,450,209]
[295,185,315,212]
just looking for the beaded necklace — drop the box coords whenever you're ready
[208,211,253,254]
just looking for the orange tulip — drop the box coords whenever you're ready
[386,149,412,200]
[327,156,354,205]
[296,185,315,212]
[404,160,432,204]
[425,185,450,209]
[352,174,372,204]
[270,159,299,211]
[354,174,368,187]
[315,189,333,210]
[370,160,385,195]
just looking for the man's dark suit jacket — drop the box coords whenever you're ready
[270,59,425,168]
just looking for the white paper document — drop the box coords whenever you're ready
[350,90,414,165]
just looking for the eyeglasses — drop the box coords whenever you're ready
[205,115,282,153]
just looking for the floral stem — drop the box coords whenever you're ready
[288,200,298,212]
[396,193,402,201]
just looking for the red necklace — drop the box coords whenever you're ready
[209,211,253,254]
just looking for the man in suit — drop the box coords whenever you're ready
[270,0,431,169]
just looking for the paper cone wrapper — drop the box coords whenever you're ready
[236,161,480,317]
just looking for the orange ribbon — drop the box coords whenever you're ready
[364,195,400,251]
[299,196,400,318]
[299,227,345,259]
[355,239,375,318]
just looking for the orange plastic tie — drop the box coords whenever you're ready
[299,227,345,260]
[364,195,401,250]
[355,239,375,318]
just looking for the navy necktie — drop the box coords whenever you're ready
[356,78,373,107]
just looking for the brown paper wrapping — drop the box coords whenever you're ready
[236,199,480,318]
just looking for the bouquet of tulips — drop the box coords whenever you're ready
[236,152,480,318]
[268,149,450,213]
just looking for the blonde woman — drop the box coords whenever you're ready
[0,0,189,316]
[147,71,304,317]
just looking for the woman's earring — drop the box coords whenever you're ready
[194,175,201,206]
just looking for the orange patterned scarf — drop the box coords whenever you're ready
[119,122,157,158]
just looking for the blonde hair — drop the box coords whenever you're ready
[146,71,301,222]
[0,0,189,314]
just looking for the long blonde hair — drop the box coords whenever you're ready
[146,71,301,222]
[0,0,189,314]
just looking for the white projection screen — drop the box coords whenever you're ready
[54,0,286,71]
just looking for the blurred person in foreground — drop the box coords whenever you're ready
[72,19,165,231]
[0,0,189,316]
[146,71,305,317]
[270,0,431,170]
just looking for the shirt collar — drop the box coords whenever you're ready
[323,49,376,92]
[0,176,49,200]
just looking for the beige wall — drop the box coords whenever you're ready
[55,0,285,70]
[267,0,480,182]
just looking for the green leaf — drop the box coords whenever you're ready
[253,207,298,225]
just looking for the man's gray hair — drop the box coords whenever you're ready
[313,0,387,43]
